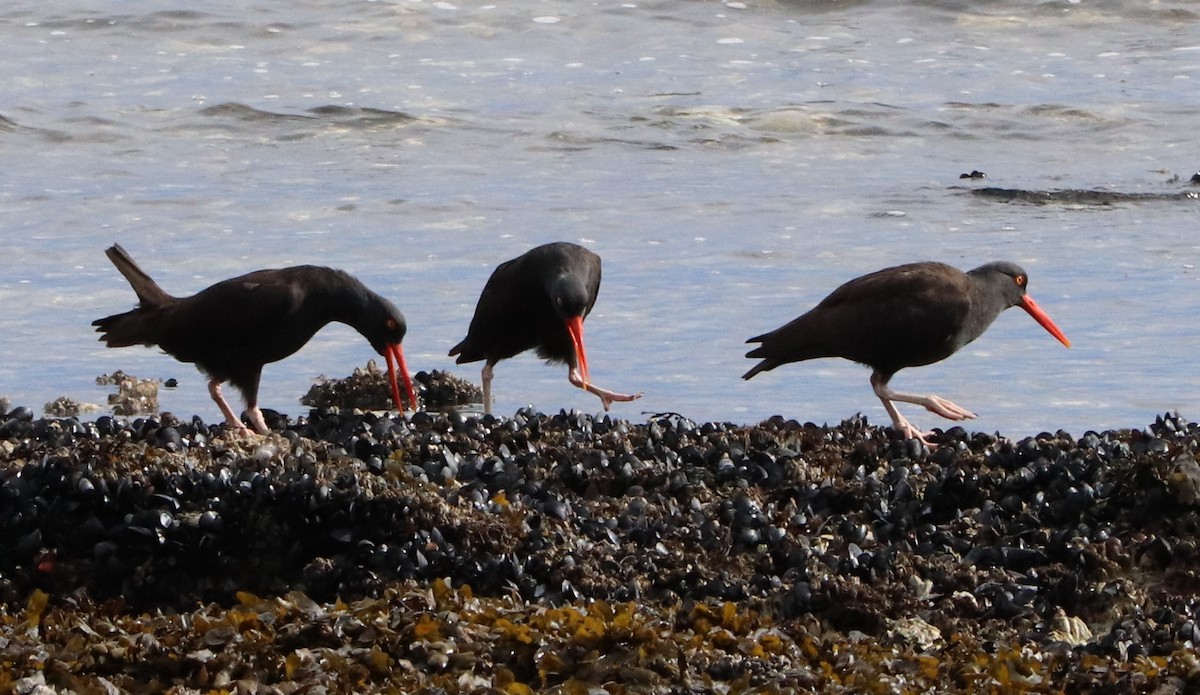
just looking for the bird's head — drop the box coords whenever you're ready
[973,261,1033,306]
[358,296,419,413]
[366,301,408,349]
[548,272,591,321]
[972,261,1071,348]
[547,272,592,381]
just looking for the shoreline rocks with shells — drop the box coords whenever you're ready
[2,402,1200,692]
[301,363,482,413]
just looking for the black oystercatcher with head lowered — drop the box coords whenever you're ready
[743,261,1070,443]
[450,241,643,415]
[93,244,417,434]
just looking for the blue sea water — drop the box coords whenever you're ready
[2,0,1199,437]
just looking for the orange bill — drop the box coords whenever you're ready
[385,342,418,411]
[1019,296,1071,348]
[565,315,590,383]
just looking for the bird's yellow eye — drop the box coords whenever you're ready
[1014,274,1027,288]
[386,318,398,331]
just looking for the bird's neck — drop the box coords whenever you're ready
[296,270,376,332]
[334,286,383,331]
[959,280,1012,346]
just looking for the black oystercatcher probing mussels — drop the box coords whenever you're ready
[92,244,417,434]
[743,261,1070,443]
[450,242,643,415]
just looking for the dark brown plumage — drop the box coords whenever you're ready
[93,244,417,433]
[449,241,642,414]
[744,261,1070,442]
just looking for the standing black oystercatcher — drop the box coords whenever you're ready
[449,241,643,415]
[93,244,418,434]
[743,261,1070,443]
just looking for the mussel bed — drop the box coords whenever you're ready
[2,405,1200,693]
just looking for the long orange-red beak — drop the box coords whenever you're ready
[1019,296,1071,348]
[384,343,418,412]
[565,315,590,383]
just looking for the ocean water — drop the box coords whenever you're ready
[2,0,1199,438]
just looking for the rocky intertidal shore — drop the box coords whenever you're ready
[2,404,1200,693]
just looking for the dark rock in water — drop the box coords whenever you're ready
[968,186,1200,205]
[1,407,1200,692]
[302,361,481,412]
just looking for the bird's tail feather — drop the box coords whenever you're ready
[93,244,172,347]
[92,309,157,348]
[104,243,173,307]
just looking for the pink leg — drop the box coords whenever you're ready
[482,362,494,416]
[877,394,933,444]
[871,372,975,445]
[244,402,269,435]
[208,378,253,433]
[568,366,643,411]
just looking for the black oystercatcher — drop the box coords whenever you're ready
[449,242,643,414]
[743,261,1070,443]
[93,244,417,434]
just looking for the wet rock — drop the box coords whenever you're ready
[43,396,99,418]
[301,362,482,412]
[96,371,160,416]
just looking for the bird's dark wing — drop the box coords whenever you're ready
[450,257,530,362]
[811,264,973,369]
[155,269,313,371]
[746,263,972,376]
